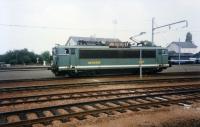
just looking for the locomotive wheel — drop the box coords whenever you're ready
[54,71,66,77]
[68,72,78,77]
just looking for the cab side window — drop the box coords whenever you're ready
[65,49,69,54]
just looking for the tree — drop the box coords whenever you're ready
[0,49,38,65]
[0,55,2,62]
[0,49,53,65]
[185,32,192,42]
[41,51,51,64]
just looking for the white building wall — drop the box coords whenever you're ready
[167,43,179,53]
[181,48,197,54]
[167,43,198,54]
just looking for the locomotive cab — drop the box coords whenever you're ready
[156,49,169,71]
[52,47,71,76]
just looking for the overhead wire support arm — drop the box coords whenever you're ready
[153,20,188,30]
[151,19,188,44]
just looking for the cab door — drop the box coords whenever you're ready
[156,49,162,65]
[63,48,71,67]
[161,49,168,65]
[70,48,76,67]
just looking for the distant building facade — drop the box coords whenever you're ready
[167,32,198,64]
[167,41,198,54]
[167,42,198,64]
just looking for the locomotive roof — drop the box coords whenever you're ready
[55,45,166,50]
[66,36,121,46]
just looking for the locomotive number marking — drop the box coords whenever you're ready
[88,61,101,64]
[139,60,144,64]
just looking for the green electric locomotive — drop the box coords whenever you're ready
[51,39,169,76]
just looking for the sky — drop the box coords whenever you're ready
[0,0,200,54]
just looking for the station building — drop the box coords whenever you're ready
[167,41,197,54]
[167,40,198,64]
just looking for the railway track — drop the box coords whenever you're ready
[0,76,200,93]
[0,71,199,84]
[0,86,200,127]
[0,84,200,107]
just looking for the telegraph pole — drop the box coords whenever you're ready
[178,38,181,65]
[139,49,143,79]
[151,18,188,44]
[151,18,155,43]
